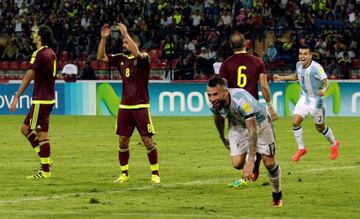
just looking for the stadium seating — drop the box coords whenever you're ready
[60,51,69,61]
[19,61,30,70]
[149,49,161,61]
[0,61,10,71]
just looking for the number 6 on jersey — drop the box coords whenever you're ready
[237,65,247,88]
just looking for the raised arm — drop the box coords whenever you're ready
[117,23,147,59]
[97,24,110,62]
[273,73,298,81]
[259,73,278,121]
[9,69,35,112]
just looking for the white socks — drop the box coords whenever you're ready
[293,126,305,149]
[322,126,336,146]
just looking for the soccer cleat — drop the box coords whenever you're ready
[292,148,307,161]
[251,168,259,182]
[26,171,51,179]
[251,153,261,182]
[330,140,340,160]
[272,191,283,208]
[113,173,129,183]
[227,179,249,188]
[151,174,161,184]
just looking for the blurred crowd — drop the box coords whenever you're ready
[0,0,359,79]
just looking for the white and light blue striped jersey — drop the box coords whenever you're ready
[210,88,267,128]
[296,60,327,108]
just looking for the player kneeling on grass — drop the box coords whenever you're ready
[207,77,283,207]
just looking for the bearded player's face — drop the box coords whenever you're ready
[207,85,226,110]
[122,38,130,53]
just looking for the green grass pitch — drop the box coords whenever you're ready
[0,115,359,218]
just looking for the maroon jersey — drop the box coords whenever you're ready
[219,52,266,100]
[30,46,57,102]
[108,53,150,108]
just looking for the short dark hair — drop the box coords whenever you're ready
[38,24,56,49]
[230,32,245,50]
[208,76,227,88]
[299,44,312,51]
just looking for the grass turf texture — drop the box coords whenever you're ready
[0,116,359,218]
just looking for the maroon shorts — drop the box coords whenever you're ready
[24,104,54,132]
[116,108,155,137]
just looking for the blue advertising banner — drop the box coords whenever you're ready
[0,82,96,115]
[1,81,360,116]
[96,82,211,116]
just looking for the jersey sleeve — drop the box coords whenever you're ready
[316,64,327,80]
[237,98,255,120]
[107,54,125,67]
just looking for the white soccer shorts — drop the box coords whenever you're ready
[293,95,325,124]
[228,118,276,157]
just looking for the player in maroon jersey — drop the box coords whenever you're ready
[218,32,278,182]
[10,25,57,179]
[97,23,160,183]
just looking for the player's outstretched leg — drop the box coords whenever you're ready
[317,125,340,160]
[292,126,307,161]
[27,139,52,179]
[263,156,282,207]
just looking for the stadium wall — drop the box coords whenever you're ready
[0,81,359,116]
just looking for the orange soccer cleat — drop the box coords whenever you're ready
[330,140,340,160]
[292,148,307,161]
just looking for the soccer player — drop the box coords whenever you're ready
[207,77,283,207]
[219,32,278,181]
[97,23,160,183]
[9,25,57,179]
[274,45,340,161]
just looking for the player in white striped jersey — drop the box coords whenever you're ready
[274,45,340,161]
[207,77,283,207]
